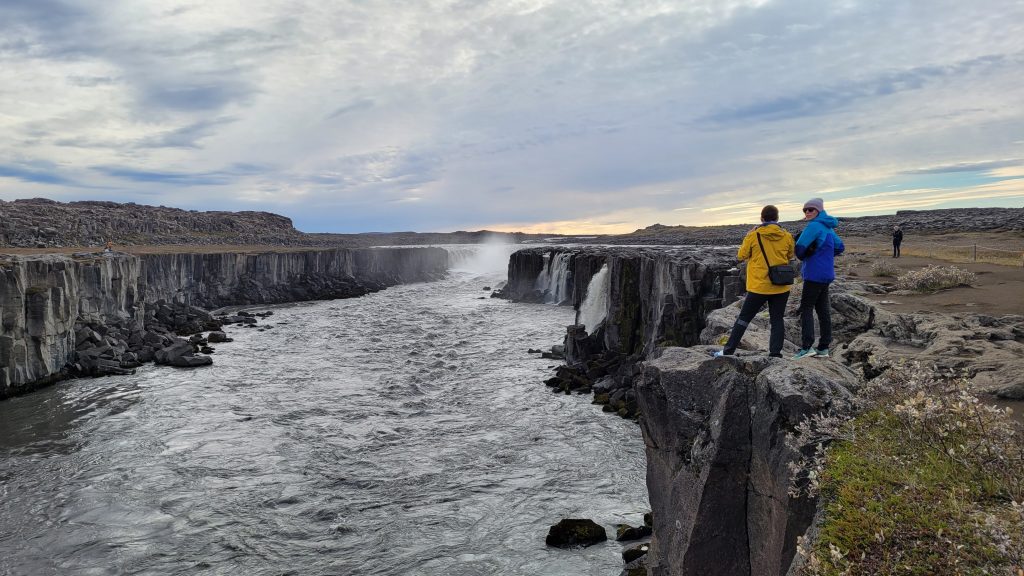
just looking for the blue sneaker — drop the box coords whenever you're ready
[813,348,830,358]
[712,350,725,358]
[792,348,815,359]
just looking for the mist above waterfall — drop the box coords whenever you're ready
[444,238,519,275]
[578,263,609,332]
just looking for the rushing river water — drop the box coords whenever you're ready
[0,248,648,576]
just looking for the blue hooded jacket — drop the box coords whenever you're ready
[795,210,845,283]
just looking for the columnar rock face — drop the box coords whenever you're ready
[0,247,448,398]
[139,247,449,307]
[636,347,858,576]
[500,247,744,360]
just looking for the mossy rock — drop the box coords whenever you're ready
[592,393,610,404]
[545,518,607,548]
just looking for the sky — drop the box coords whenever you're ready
[1,0,1023,234]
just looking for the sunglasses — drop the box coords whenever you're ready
[803,208,818,213]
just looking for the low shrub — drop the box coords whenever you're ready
[789,362,1024,575]
[869,260,899,278]
[895,265,977,292]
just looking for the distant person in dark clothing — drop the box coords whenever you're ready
[714,205,795,358]
[892,225,903,258]
[793,197,844,360]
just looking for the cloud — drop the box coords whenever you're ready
[136,117,239,148]
[0,162,78,186]
[93,163,269,187]
[901,159,1024,175]
[327,99,375,120]
[700,55,1013,125]
[1,0,1023,232]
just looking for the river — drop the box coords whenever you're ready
[0,247,648,576]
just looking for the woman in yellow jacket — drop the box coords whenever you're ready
[714,205,795,358]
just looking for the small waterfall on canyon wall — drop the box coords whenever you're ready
[534,252,572,304]
[577,263,609,333]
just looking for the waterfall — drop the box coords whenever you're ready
[578,263,609,332]
[534,252,573,304]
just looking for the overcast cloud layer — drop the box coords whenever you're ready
[1,0,1023,233]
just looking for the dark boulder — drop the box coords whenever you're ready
[154,339,213,368]
[545,518,608,548]
[622,543,650,563]
[616,523,653,541]
[207,331,231,343]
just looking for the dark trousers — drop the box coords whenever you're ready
[799,280,832,350]
[893,241,901,258]
[723,291,789,357]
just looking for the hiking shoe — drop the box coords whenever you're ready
[813,348,830,358]
[792,348,815,359]
[712,350,724,358]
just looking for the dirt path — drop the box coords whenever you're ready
[841,233,1024,317]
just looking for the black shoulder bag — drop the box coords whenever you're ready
[756,232,795,285]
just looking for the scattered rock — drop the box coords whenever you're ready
[616,523,652,541]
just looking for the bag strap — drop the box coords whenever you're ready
[756,232,776,267]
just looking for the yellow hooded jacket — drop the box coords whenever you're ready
[737,223,795,295]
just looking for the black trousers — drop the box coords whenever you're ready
[893,240,901,258]
[723,291,790,357]
[799,280,832,350]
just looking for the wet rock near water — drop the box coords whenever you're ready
[545,518,608,548]
[72,299,228,377]
[622,542,650,563]
[542,349,644,420]
[616,523,653,541]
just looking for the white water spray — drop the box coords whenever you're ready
[578,263,609,332]
[445,237,519,275]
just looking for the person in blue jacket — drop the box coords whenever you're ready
[793,197,844,359]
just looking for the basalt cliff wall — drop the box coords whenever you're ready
[501,246,745,360]
[501,246,860,575]
[0,247,448,398]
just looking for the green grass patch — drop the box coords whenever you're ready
[793,364,1024,575]
[813,411,1008,574]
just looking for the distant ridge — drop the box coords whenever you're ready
[603,207,1024,246]
[1,198,1021,249]
[0,198,554,249]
